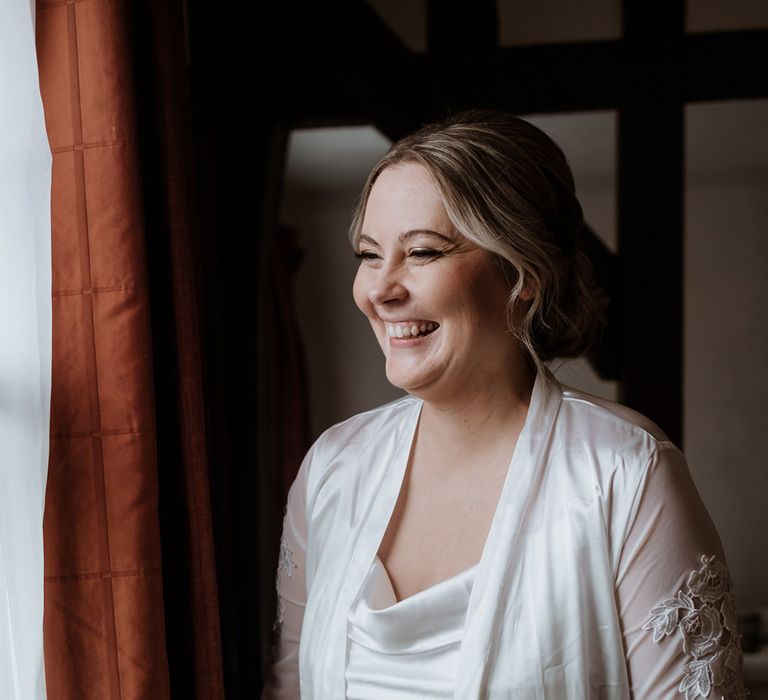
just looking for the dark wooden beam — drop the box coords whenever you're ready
[426,0,498,54]
[685,30,768,102]
[284,40,624,128]
[579,225,623,382]
[283,31,768,127]
[617,0,685,445]
[623,0,684,38]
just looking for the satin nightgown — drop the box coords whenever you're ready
[345,554,479,698]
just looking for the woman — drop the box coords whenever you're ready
[262,110,746,699]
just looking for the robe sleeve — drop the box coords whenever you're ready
[616,441,747,699]
[260,444,312,700]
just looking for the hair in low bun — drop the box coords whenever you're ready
[532,246,609,363]
[348,108,609,376]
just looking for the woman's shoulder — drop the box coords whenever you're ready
[556,380,672,446]
[551,381,692,552]
[551,379,684,486]
[309,393,421,461]
[299,395,421,512]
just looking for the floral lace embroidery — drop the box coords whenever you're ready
[272,534,298,633]
[642,554,747,699]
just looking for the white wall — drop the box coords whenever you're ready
[684,171,768,608]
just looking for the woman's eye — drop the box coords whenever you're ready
[410,249,441,258]
[353,249,442,262]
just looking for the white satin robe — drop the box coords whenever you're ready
[262,365,746,699]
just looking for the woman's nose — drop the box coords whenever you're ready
[368,266,408,306]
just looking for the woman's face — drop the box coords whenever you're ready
[352,162,523,401]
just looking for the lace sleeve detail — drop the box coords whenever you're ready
[272,530,298,634]
[261,447,312,700]
[642,554,747,699]
[616,443,747,699]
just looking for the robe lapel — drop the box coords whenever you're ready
[455,365,563,699]
[322,396,424,698]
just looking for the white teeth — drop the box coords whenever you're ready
[385,321,439,338]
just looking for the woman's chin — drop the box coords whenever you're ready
[384,365,438,395]
[384,372,412,392]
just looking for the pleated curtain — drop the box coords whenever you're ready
[36,0,171,695]
[3,0,307,695]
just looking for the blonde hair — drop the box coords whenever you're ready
[348,108,609,376]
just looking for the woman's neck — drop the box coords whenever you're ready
[416,356,537,468]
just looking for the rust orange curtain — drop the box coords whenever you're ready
[35,0,310,694]
[37,0,224,696]
[37,0,172,695]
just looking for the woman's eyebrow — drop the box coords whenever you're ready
[358,229,455,247]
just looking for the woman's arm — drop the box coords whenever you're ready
[616,442,746,699]
[260,447,312,700]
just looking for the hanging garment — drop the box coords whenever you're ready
[261,365,746,699]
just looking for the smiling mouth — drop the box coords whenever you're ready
[385,321,440,340]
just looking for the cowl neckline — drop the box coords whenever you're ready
[347,554,479,654]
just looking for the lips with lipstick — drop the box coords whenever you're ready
[384,321,440,339]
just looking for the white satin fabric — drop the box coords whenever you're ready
[0,1,52,698]
[345,555,478,698]
[262,365,746,699]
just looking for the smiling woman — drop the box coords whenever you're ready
[351,164,527,404]
[261,110,746,700]
[348,110,609,379]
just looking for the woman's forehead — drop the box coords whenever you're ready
[363,166,451,232]
[370,161,438,196]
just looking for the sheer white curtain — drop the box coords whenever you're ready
[0,0,52,697]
